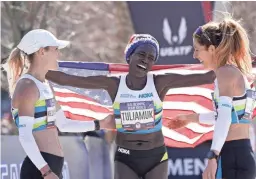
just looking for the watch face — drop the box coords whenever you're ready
[207,151,216,159]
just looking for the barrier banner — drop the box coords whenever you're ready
[1,135,89,179]
[1,136,255,179]
[167,141,211,179]
[1,135,212,179]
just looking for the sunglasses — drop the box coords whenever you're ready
[194,26,212,44]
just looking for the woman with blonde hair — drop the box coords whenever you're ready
[5,29,115,179]
[168,17,256,179]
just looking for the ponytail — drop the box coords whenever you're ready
[194,16,252,75]
[5,48,28,96]
[215,18,252,75]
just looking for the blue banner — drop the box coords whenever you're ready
[127,2,206,65]
[167,141,211,179]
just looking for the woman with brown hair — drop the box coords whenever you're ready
[169,17,256,179]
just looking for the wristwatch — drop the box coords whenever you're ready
[206,150,219,160]
[94,120,100,130]
[42,169,52,177]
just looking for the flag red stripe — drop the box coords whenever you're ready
[193,84,214,90]
[174,128,209,139]
[162,118,212,139]
[164,132,213,148]
[109,64,206,72]
[163,110,195,118]
[55,91,98,103]
[58,101,112,114]
[64,111,96,121]
[164,95,213,110]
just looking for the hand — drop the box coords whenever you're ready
[40,165,59,179]
[207,70,216,83]
[99,115,116,130]
[202,159,217,179]
[104,130,117,144]
[44,172,59,179]
[166,115,191,129]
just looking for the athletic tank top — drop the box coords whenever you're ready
[113,74,163,134]
[11,74,57,131]
[212,76,252,124]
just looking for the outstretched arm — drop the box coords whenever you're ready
[167,112,216,129]
[46,70,119,99]
[185,112,216,125]
[54,102,115,132]
[156,70,215,91]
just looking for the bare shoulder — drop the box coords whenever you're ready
[215,65,243,96]
[215,65,239,82]
[12,78,40,108]
[154,74,168,85]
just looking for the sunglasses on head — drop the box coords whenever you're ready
[194,26,212,44]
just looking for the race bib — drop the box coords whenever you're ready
[120,101,155,130]
[243,90,256,120]
[46,98,56,128]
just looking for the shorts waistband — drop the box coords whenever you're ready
[116,145,166,157]
[222,139,252,150]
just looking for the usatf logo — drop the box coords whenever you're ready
[139,93,153,98]
[161,17,192,57]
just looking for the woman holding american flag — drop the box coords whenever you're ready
[46,33,216,179]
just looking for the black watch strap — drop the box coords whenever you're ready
[42,169,52,178]
[94,120,100,130]
[206,150,219,160]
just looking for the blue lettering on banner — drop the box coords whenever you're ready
[0,163,21,179]
[0,161,70,179]
[166,140,212,178]
[168,158,207,176]
[1,136,87,179]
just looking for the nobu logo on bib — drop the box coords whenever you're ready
[120,101,155,130]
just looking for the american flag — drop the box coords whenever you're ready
[52,61,255,148]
